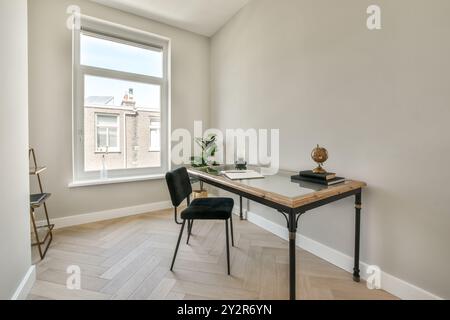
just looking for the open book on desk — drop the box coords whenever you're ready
[222,170,265,180]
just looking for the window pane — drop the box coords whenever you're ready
[109,128,118,148]
[85,75,161,111]
[97,115,117,127]
[80,33,163,78]
[84,76,162,171]
[150,129,161,152]
[97,128,107,148]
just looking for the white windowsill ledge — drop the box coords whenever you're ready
[69,174,165,188]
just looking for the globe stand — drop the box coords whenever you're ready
[313,164,327,174]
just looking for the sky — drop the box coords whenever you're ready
[84,75,161,110]
[81,33,163,110]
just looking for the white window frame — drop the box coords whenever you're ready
[149,117,161,152]
[71,16,171,186]
[95,114,120,153]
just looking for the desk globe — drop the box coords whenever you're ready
[311,145,329,174]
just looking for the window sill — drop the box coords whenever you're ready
[94,151,122,154]
[69,174,165,188]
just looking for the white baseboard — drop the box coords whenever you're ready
[39,200,172,230]
[11,265,36,300]
[240,210,442,300]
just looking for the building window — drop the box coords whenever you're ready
[95,114,120,153]
[149,117,161,152]
[72,16,170,184]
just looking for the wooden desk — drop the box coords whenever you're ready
[188,166,367,300]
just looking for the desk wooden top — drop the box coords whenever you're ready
[188,167,367,209]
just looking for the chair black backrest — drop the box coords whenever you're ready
[165,167,193,208]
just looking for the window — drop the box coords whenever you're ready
[95,114,120,153]
[72,17,170,185]
[149,117,161,152]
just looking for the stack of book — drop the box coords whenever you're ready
[30,193,47,206]
[291,170,346,186]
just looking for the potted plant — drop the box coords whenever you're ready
[190,134,219,199]
[190,134,219,168]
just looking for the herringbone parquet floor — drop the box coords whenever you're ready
[28,209,397,300]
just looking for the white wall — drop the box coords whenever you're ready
[28,0,210,219]
[211,0,450,299]
[0,0,33,299]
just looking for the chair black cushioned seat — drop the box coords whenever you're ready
[166,167,235,275]
[181,198,234,220]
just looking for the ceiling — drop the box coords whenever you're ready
[90,0,250,37]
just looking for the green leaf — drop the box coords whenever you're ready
[206,145,217,157]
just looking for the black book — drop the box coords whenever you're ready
[300,170,336,181]
[30,193,46,205]
[291,175,346,186]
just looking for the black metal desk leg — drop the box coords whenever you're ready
[288,212,297,300]
[230,213,235,247]
[353,192,362,282]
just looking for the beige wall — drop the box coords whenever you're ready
[211,0,450,298]
[28,0,210,217]
[0,0,32,299]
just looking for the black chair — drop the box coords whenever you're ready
[166,167,235,275]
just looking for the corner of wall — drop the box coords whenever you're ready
[11,266,36,300]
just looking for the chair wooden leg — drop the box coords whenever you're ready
[187,220,193,245]
[171,220,186,271]
[225,220,231,276]
[230,214,235,247]
[30,208,43,259]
